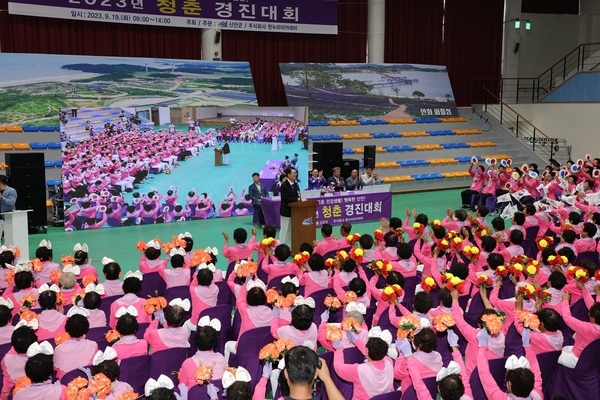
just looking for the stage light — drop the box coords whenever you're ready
[514,19,520,29]
[525,20,531,30]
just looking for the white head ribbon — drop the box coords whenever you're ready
[15,318,39,330]
[67,306,91,318]
[178,232,193,240]
[198,316,222,331]
[415,317,431,335]
[85,283,105,296]
[93,347,118,366]
[198,262,216,273]
[146,240,161,250]
[505,355,530,370]
[38,239,52,249]
[0,245,15,254]
[124,270,143,281]
[73,243,89,253]
[293,296,316,308]
[115,305,138,318]
[246,279,266,291]
[222,366,252,389]
[169,247,185,257]
[102,257,115,265]
[26,341,54,358]
[345,302,366,315]
[204,247,218,256]
[436,360,461,382]
[62,264,81,276]
[11,263,31,273]
[0,298,14,310]
[281,276,299,287]
[168,298,191,312]
[39,283,60,293]
[368,326,393,345]
[145,374,175,397]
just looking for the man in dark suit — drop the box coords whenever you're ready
[280,167,301,246]
[248,172,268,226]
[0,175,17,244]
[222,138,231,165]
[326,167,345,191]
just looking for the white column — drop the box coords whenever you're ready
[201,28,222,61]
[367,0,385,63]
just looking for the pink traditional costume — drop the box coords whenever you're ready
[313,237,340,256]
[144,319,190,354]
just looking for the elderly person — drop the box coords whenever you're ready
[345,169,363,191]
[326,167,345,192]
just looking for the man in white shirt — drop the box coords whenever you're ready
[361,167,380,186]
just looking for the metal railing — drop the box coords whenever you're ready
[474,42,600,104]
[480,88,569,163]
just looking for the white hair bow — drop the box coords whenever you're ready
[39,283,60,293]
[39,239,52,249]
[15,318,39,330]
[145,374,175,397]
[124,270,143,281]
[505,355,530,370]
[246,279,266,291]
[146,240,161,250]
[281,276,299,287]
[293,296,316,308]
[169,298,191,312]
[436,360,461,382]
[0,298,13,310]
[73,243,89,253]
[345,302,366,315]
[115,305,138,318]
[26,341,54,358]
[222,366,251,389]
[178,232,193,239]
[198,316,222,331]
[93,347,118,366]
[85,283,105,296]
[169,248,185,257]
[102,257,115,265]
[204,247,218,256]
[62,264,81,276]
[198,262,216,273]
[368,326,393,345]
[67,306,91,318]
[11,263,31,273]
[415,317,431,334]
[0,245,15,254]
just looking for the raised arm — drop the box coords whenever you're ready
[476,346,506,400]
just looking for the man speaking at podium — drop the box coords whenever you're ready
[279,167,301,246]
[0,175,17,244]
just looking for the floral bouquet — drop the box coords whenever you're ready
[189,248,213,268]
[474,227,489,239]
[144,296,167,315]
[462,245,480,261]
[89,373,112,399]
[547,255,569,268]
[494,264,509,278]
[325,258,337,268]
[194,365,213,385]
[349,247,364,263]
[266,288,279,305]
[450,237,463,251]
[432,313,455,333]
[50,270,63,285]
[115,390,138,400]
[293,251,310,266]
[19,310,38,322]
[436,239,450,253]
[162,236,186,254]
[441,273,465,293]
[82,274,97,288]
[525,260,539,279]
[235,260,258,278]
[480,313,505,336]
[560,222,574,234]
[259,339,293,363]
[535,236,554,252]
[595,269,600,281]
[325,325,343,342]
[12,376,32,396]
[19,294,37,309]
[381,284,404,304]
[321,184,336,195]
[430,219,442,230]
[105,329,122,344]
[368,259,393,277]
[374,229,384,241]
[508,262,524,278]
[420,276,437,292]
[31,258,43,273]
[136,241,148,252]
[346,233,361,245]
[516,283,537,300]
[55,332,71,346]
[341,317,362,333]
[4,270,15,286]
[566,266,589,283]
[536,288,551,303]
[517,311,540,330]
[476,274,493,289]
[274,294,296,309]
[336,250,350,263]
[445,230,458,240]
[259,237,277,252]
[61,255,75,266]
[66,377,90,400]
[413,222,425,235]
[323,295,342,312]
[343,291,358,304]
[396,315,421,339]
[395,227,404,236]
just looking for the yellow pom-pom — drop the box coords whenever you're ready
[383,287,394,295]
[471,247,480,255]
[450,276,463,285]
[354,248,364,256]
[539,239,548,248]
[526,265,537,276]
[424,277,435,286]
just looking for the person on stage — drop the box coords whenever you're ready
[249,172,268,227]
[326,167,345,192]
[280,167,302,246]
[0,175,17,245]
[222,139,231,165]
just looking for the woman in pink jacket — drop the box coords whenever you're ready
[461,163,485,209]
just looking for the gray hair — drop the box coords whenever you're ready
[60,272,77,289]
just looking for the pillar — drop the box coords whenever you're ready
[367,0,385,63]
[201,28,222,61]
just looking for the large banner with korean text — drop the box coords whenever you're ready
[8,0,338,34]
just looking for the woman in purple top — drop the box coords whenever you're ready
[307,169,326,190]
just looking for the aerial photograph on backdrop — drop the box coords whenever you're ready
[279,63,459,121]
[0,53,257,125]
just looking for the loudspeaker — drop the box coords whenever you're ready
[5,153,47,227]
[214,31,221,44]
[342,159,360,179]
[313,142,343,178]
[364,145,376,169]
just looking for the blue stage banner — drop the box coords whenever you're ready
[8,0,338,34]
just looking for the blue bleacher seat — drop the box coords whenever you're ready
[22,126,39,132]
[372,133,385,139]
[320,122,330,126]
[383,133,395,138]
[47,142,61,149]
[309,122,319,127]
[30,142,47,150]
[394,146,407,152]
[383,146,397,152]
[427,130,443,136]
[399,161,414,167]
[455,156,471,163]
[44,161,55,168]
[39,125,56,132]
[92,114,102,118]
[427,173,444,179]
[415,160,430,166]
[412,174,428,180]
[330,134,342,140]
[54,160,62,167]
[46,180,61,187]
[311,136,322,141]
[405,146,416,151]
[444,130,455,135]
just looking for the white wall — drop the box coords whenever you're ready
[195,108,219,120]
[512,103,600,160]
[158,107,170,125]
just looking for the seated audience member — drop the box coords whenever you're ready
[13,345,65,400]
[261,244,298,283]
[336,222,353,249]
[557,294,600,368]
[345,169,363,191]
[1,326,38,400]
[159,248,190,288]
[361,167,380,186]
[58,271,81,306]
[91,355,134,399]
[111,311,148,359]
[102,259,125,297]
[36,285,67,341]
[109,271,152,328]
[222,228,255,264]
[313,224,339,256]
[326,167,345,192]
[297,253,331,298]
[33,240,61,284]
[53,311,98,378]
[72,242,99,280]
[0,299,14,345]
[271,302,317,350]
[179,320,227,388]
[189,264,220,328]
[82,288,108,328]
[394,327,443,390]
[144,298,190,353]
[139,241,168,273]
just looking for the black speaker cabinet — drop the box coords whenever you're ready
[313,142,343,178]
[364,145,376,169]
[5,153,47,227]
[342,159,360,179]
